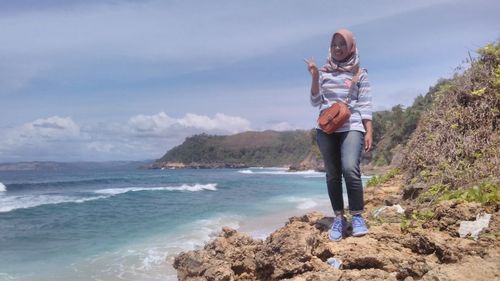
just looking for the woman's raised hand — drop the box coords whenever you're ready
[304,57,319,78]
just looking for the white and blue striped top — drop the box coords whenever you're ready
[310,69,372,133]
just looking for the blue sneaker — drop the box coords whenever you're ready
[352,215,368,237]
[329,216,347,241]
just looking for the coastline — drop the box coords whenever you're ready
[173,176,500,280]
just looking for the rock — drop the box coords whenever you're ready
[401,184,425,200]
[173,228,262,280]
[373,205,405,223]
[173,251,210,280]
[403,233,437,255]
[283,268,341,281]
[173,178,499,281]
[255,219,320,279]
[423,201,483,236]
[340,269,397,281]
[422,254,500,281]
[203,263,235,281]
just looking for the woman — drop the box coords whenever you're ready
[304,28,373,241]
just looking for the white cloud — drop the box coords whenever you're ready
[23,116,81,139]
[269,122,296,132]
[128,112,176,134]
[1,116,81,150]
[0,112,253,162]
[178,113,251,133]
[128,112,251,136]
[0,116,86,162]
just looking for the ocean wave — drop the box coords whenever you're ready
[286,197,318,210]
[174,215,241,250]
[0,182,6,192]
[72,214,241,281]
[5,177,128,191]
[94,183,218,195]
[238,169,254,174]
[239,169,324,176]
[0,194,108,213]
[0,184,217,213]
[248,167,288,170]
[304,174,326,178]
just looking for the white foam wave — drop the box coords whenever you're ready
[95,183,217,195]
[245,169,324,176]
[249,167,288,170]
[286,197,318,210]
[0,184,217,213]
[304,174,326,178]
[72,214,241,281]
[0,182,6,192]
[175,215,241,250]
[238,169,254,174]
[0,194,107,213]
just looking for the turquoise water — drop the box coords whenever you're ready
[0,167,367,280]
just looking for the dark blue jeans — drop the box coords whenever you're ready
[316,129,364,214]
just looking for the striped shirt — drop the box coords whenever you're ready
[310,69,372,133]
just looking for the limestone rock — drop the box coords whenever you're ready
[173,179,499,281]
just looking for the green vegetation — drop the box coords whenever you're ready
[401,42,500,190]
[400,209,435,233]
[417,182,499,206]
[404,181,498,232]
[370,81,439,166]
[440,182,499,206]
[417,183,450,204]
[366,168,400,188]
[156,130,313,167]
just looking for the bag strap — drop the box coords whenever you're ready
[345,66,362,104]
[320,66,363,106]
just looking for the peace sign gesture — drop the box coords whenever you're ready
[304,57,319,78]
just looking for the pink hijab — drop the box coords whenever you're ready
[321,28,360,73]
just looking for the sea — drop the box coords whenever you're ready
[0,165,370,281]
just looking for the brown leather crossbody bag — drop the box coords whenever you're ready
[317,69,361,134]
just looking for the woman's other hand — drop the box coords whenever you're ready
[364,133,372,152]
[304,57,319,78]
[362,120,373,152]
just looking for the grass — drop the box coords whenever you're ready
[400,209,435,233]
[440,182,499,206]
[418,182,499,206]
[366,168,400,188]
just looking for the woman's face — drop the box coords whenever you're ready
[331,34,349,61]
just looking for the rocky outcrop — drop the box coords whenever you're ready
[288,151,324,172]
[150,162,249,169]
[173,179,499,281]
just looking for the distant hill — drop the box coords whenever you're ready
[0,161,152,171]
[153,130,321,169]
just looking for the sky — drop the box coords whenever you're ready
[0,0,499,162]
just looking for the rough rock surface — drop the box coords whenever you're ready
[173,178,500,281]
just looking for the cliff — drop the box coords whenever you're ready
[173,176,499,280]
[401,42,500,191]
